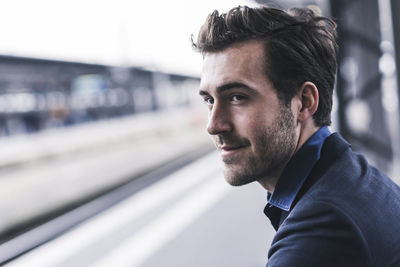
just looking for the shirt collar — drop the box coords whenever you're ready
[267,126,331,211]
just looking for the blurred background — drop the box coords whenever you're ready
[0,0,399,266]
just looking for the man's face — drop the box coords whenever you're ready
[199,40,298,188]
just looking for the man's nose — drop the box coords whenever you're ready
[207,104,232,135]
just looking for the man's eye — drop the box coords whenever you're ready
[202,96,214,105]
[231,95,245,102]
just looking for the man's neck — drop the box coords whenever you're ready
[295,123,320,154]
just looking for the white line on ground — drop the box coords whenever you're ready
[90,171,231,267]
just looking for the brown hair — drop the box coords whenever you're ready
[193,6,338,126]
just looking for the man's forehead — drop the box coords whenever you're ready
[200,41,267,92]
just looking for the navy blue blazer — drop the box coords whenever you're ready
[266,133,400,266]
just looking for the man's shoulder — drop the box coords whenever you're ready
[269,195,373,266]
[301,139,400,227]
[270,179,400,266]
[272,140,400,267]
[306,132,400,202]
[309,135,400,204]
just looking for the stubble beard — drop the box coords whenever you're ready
[220,107,297,187]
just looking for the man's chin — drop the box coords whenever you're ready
[223,167,255,186]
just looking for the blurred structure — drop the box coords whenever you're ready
[331,0,397,175]
[0,56,199,136]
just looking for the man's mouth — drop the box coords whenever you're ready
[219,145,248,157]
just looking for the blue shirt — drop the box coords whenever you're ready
[267,126,331,211]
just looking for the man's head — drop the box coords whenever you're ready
[194,5,338,126]
[194,6,338,190]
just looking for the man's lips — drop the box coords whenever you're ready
[219,145,247,157]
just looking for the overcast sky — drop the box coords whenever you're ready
[0,0,255,77]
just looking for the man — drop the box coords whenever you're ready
[193,5,400,267]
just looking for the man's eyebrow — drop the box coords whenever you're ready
[216,82,254,94]
[199,90,209,96]
[199,82,255,96]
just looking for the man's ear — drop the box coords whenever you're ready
[297,81,319,122]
